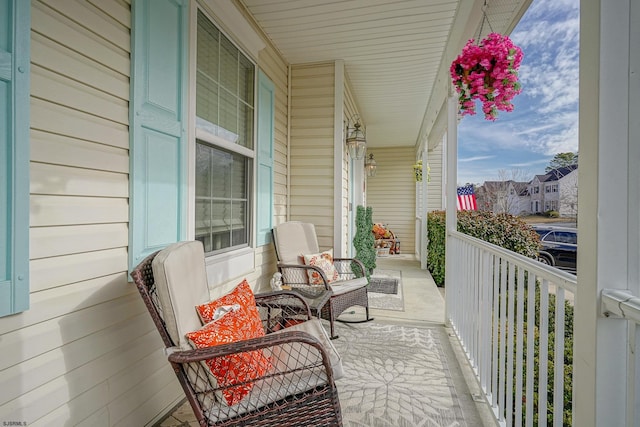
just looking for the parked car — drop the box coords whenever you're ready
[533,226,577,273]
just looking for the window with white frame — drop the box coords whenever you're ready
[195,10,255,254]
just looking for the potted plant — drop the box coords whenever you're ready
[450,32,524,120]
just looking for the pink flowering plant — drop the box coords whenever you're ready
[450,33,523,120]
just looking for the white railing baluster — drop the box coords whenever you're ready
[539,279,549,427]
[481,251,492,393]
[507,262,516,427]
[526,272,536,427]
[515,267,526,427]
[492,255,500,409]
[553,287,565,427]
[499,259,508,422]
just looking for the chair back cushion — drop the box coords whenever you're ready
[273,221,320,264]
[152,241,211,348]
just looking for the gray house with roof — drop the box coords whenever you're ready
[528,165,578,217]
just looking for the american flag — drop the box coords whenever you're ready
[457,185,477,210]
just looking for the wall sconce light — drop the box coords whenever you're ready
[345,115,367,160]
[365,153,377,177]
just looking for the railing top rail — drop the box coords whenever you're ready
[449,229,578,294]
[601,289,640,324]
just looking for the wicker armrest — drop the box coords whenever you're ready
[333,257,366,278]
[168,330,327,365]
[277,263,331,289]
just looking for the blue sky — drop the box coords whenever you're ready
[457,0,580,185]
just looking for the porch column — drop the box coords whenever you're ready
[574,0,639,425]
[420,145,429,269]
[444,94,458,324]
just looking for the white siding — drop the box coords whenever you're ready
[367,147,416,254]
[427,141,444,211]
[0,2,182,426]
[289,62,336,250]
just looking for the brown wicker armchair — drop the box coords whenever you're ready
[272,221,373,339]
[130,241,342,426]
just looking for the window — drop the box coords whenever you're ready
[195,11,255,254]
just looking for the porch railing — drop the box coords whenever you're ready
[446,230,577,427]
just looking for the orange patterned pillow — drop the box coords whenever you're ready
[303,249,340,285]
[188,281,271,406]
[196,279,257,324]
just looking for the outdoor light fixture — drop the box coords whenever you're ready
[365,153,377,177]
[345,115,367,160]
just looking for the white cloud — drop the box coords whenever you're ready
[459,155,496,162]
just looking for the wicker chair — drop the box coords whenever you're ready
[130,241,343,426]
[272,221,373,339]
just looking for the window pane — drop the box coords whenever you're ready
[195,143,211,197]
[220,37,238,93]
[231,201,247,246]
[219,88,238,141]
[197,11,219,83]
[195,141,249,253]
[238,103,253,149]
[239,55,254,104]
[196,73,218,126]
[211,147,232,198]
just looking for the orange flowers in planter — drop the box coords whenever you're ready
[450,33,524,120]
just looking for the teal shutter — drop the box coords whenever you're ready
[129,0,188,271]
[256,71,275,246]
[0,0,30,317]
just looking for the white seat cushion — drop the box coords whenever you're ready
[330,277,368,296]
[269,318,344,380]
[152,241,211,348]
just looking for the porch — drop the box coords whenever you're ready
[160,255,493,427]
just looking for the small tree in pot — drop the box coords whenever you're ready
[353,205,376,277]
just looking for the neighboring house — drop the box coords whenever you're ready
[476,180,529,215]
[528,165,578,216]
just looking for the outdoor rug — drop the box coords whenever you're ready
[368,277,399,294]
[333,322,468,427]
[368,270,404,311]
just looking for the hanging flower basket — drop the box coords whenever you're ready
[413,160,430,183]
[450,33,523,121]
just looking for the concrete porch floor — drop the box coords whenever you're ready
[157,254,495,427]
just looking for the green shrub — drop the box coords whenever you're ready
[545,210,560,218]
[426,210,540,286]
[353,205,376,276]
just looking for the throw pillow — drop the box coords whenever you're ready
[196,279,258,325]
[185,305,271,406]
[303,249,340,285]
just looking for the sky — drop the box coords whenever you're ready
[457,0,580,185]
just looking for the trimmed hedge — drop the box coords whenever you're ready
[426,210,540,286]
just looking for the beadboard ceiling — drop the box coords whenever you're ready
[240,0,531,150]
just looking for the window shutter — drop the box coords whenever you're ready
[129,0,188,271]
[255,71,275,246]
[0,0,30,317]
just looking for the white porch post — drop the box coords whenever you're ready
[444,95,458,324]
[574,0,638,425]
[420,145,429,269]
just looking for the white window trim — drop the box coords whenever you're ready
[187,2,258,283]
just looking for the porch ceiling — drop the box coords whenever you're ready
[240,0,530,150]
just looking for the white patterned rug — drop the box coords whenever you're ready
[368,270,404,311]
[333,322,468,427]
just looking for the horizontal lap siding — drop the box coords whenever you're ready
[0,1,181,426]
[367,147,416,254]
[427,141,443,211]
[290,63,335,250]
